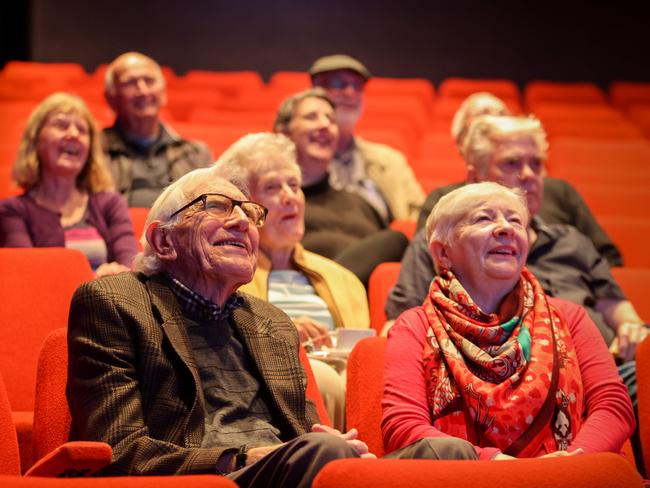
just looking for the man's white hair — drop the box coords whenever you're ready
[132,164,248,276]
[462,115,548,177]
[450,92,510,150]
[104,51,165,98]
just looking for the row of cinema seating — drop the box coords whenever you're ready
[2,61,650,195]
[0,247,646,486]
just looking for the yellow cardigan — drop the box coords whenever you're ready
[240,244,370,329]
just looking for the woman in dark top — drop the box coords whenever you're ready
[0,92,137,275]
[273,88,407,286]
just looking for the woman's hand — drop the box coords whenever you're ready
[616,322,649,363]
[294,316,333,349]
[96,261,130,278]
[311,423,377,458]
[538,448,583,459]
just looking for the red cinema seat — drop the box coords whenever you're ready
[267,71,311,98]
[180,70,264,98]
[312,453,644,488]
[611,268,650,323]
[635,335,650,475]
[1,61,88,84]
[0,248,93,470]
[368,263,401,334]
[32,328,330,463]
[525,81,606,110]
[599,218,650,268]
[610,81,650,111]
[345,336,387,456]
[438,77,520,103]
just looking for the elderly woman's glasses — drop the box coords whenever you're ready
[170,193,268,227]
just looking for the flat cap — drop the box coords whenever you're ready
[308,54,372,80]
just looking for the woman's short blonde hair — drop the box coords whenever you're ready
[273,87,334,133]
[215,132,300,192]
[12,92,113,192]
[425,182,529,249]
[132,164,249,276]
[450,92,511,150]
[462,115,548,177]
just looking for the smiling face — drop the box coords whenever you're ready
[108,54,166,125]
[252,163,305,254]
[433,193,529,303]
[313,69,365,136]
[166,179,260,299]
[36,110,90,180]
[286,96,339,178]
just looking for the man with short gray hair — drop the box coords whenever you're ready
[102,52,212,207]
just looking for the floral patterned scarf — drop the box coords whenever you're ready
[422,268,584,457]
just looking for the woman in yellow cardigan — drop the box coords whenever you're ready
[216,132,370,429]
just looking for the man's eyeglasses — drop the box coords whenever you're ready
[170,193,268,227]
[325,78,364,91]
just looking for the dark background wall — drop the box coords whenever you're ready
[2,0,649,87]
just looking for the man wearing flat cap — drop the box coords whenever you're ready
[310,54,424,222]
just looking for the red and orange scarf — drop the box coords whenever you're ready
[422,268,584,457]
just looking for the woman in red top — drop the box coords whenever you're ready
[381,182,635,460]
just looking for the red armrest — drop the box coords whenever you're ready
[24,441,112,477]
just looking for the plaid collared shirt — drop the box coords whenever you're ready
[168,275,243,323]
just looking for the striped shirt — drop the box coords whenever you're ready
[268,270,334,330]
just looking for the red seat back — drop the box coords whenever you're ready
[0,249,93,411]
[368,263,401,334]
[345,336,387,457]
[635,336,650,475]
[0,372,20,475]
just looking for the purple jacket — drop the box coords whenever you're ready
[0,192,138,267]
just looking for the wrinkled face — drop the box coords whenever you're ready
[287,96,339,167]
[109,56,166,122]
[253,163,305,252]
[479,135,545,216]
[313,69,365,133]
[439,194,529,295]
[168,179,260,289]
[37,111,90,179]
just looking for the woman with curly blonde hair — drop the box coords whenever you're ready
[0,92,137,276]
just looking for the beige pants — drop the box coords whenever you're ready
[308,358,346,431]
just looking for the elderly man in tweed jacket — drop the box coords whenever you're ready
[66,165,372,486]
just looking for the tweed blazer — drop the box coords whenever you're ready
[67,271,320,476]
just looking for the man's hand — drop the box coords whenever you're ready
[616,322,649,363]
[246,445,283,466]
[311,423,376,458]
[294,317,333,349]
